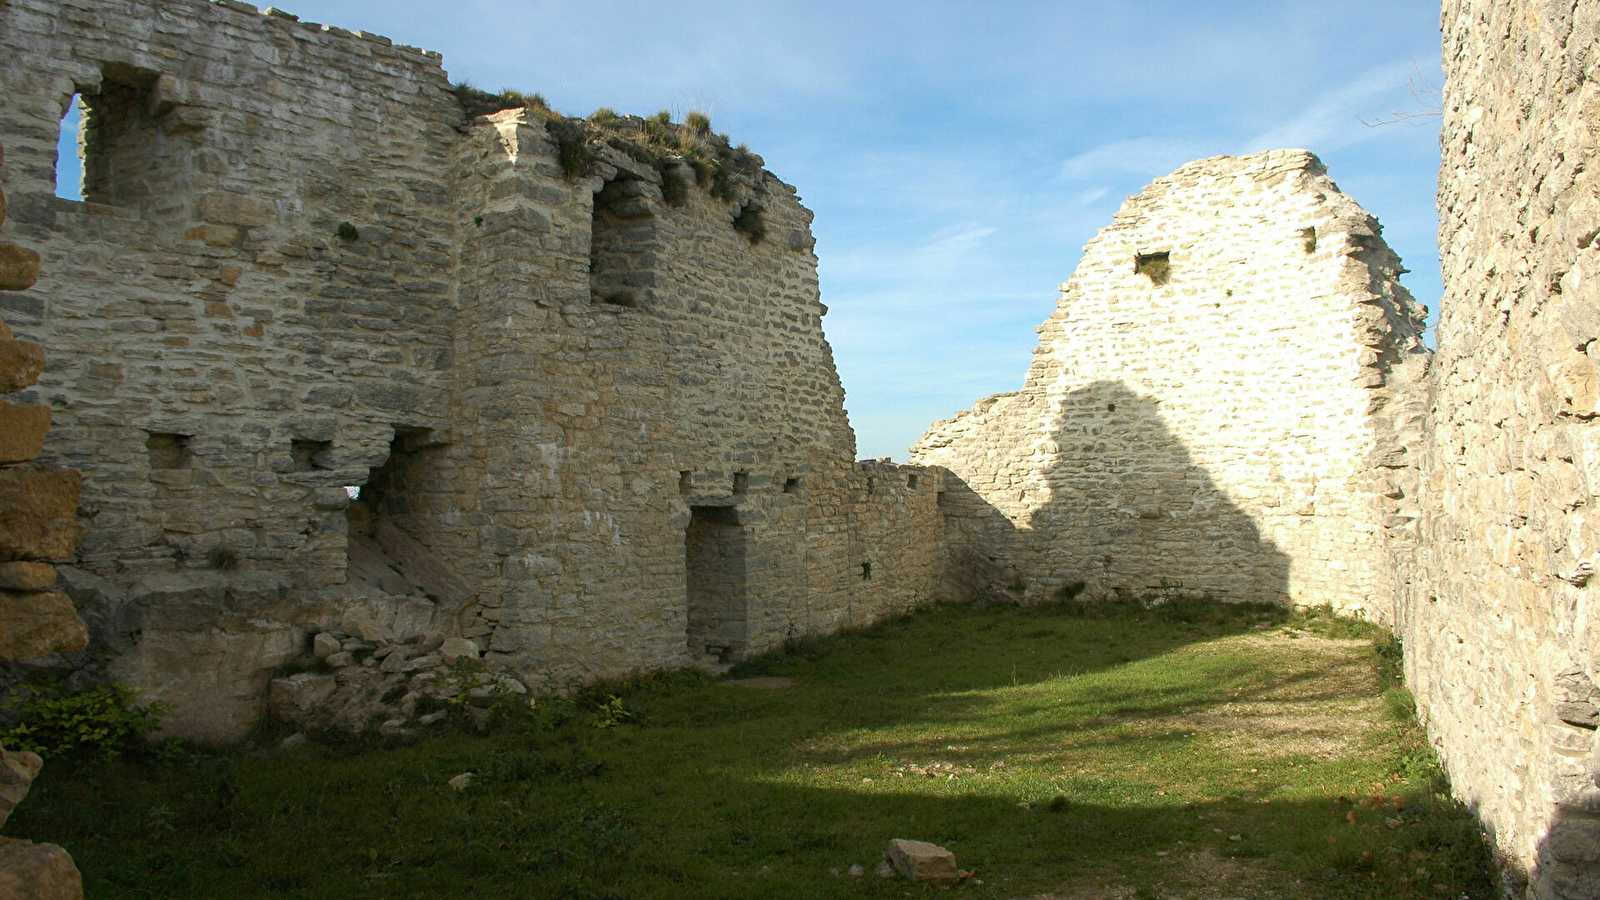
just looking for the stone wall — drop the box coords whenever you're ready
[0,0,949,741]
[0,131,87,900]
[913,150,1430,619]
[1405,2,1600,896]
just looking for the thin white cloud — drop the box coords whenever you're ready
[1058,137,1212,184]
[1240,56,1438,154]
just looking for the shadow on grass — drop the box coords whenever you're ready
[6,602,1483,900]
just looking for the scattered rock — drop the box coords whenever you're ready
[0,837,83,900]
[873,859,896,878]
[886,838,960,883]
[439,636,479,662]
[846,864,863,878]
[279,733,307,750]
[448,772,473,791]
[312,632,341,658]
[0,744,42,830]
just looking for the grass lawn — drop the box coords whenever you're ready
[6,600,1496,899]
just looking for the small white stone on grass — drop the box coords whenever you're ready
[448,772,473,791]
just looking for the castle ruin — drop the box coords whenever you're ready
[1,0,1597,896]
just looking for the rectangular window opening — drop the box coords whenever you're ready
[1134,251,1171,285]
[907,473,919,490]
[146,432,192,469]
[783,476,802,494]
[860,562,872,581]
[679,470,693,495]
[291,439,333,472]
[732,471,748,494]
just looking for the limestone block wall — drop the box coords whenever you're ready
[0,0,949,739]
[0,132,87,900]
[914,150,1429,619]
[1406,2,1600,895]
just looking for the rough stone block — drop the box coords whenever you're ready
[0,837,83,900]
[0,561,55,591]
[439,636,479,662]
[267,673,337,716]
[312,632,340,657]
[0,184,7,230]
[0,400,50,464]
[0,743,42,830]
[0,339,45,393]
[886,838,961,883]
[184,224,239,247]
[0,589,87,660]
[197,192,275,227]
[0,466,84,561]
[0,243,40,292]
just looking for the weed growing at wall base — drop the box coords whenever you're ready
[1,680,168,759]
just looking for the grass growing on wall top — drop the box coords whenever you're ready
[7,601,1494,899]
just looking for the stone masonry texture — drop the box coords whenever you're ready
[0,0,945,741]
[4,3,1599,896]
[1404,2,1600,897]
[913,150,1430,622]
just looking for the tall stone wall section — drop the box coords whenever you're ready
[0,0,949,741]
[1405,2,1600,896]
[0,131,87,900]
[913,150,1430,619]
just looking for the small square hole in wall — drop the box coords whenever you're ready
[146,432,191,469]
[679,470,693,495]
[783,476,802,494]
[907,473,919,490]
[860,562,872,581]
[1300,227,1318,253]
[1134,251,1171,285]
[291,439,332,472]
[733,471,748,494]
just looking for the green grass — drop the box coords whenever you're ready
[7,600,1494,899]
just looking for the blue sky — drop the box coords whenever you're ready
[63,1,1444,460]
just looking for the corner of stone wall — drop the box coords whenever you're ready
[0,136,88,900]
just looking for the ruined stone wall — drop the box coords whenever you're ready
[0,131,88,900]
[914,150,1429,619]
[1405,2,1600,895]
[0,0,948,740]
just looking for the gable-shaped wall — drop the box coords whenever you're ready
[913,150,1430,620]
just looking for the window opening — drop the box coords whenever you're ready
[679,470,693,495]
[783,476,802,494]
[56,95,84,201]
[732,471,748,494]
[860,562,872,581]
[590,176,656,308]
[291,439,332,472]
[1135,251,1171,285]
[907,473,919,490]
[146,432,191,469]
[78,65,164,211]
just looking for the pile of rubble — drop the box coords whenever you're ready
[269,626,530,742]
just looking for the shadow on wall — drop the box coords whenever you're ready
[1531,800,1600,900]
[943,381,1293,605]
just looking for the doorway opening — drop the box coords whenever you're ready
[685,505,747,664]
